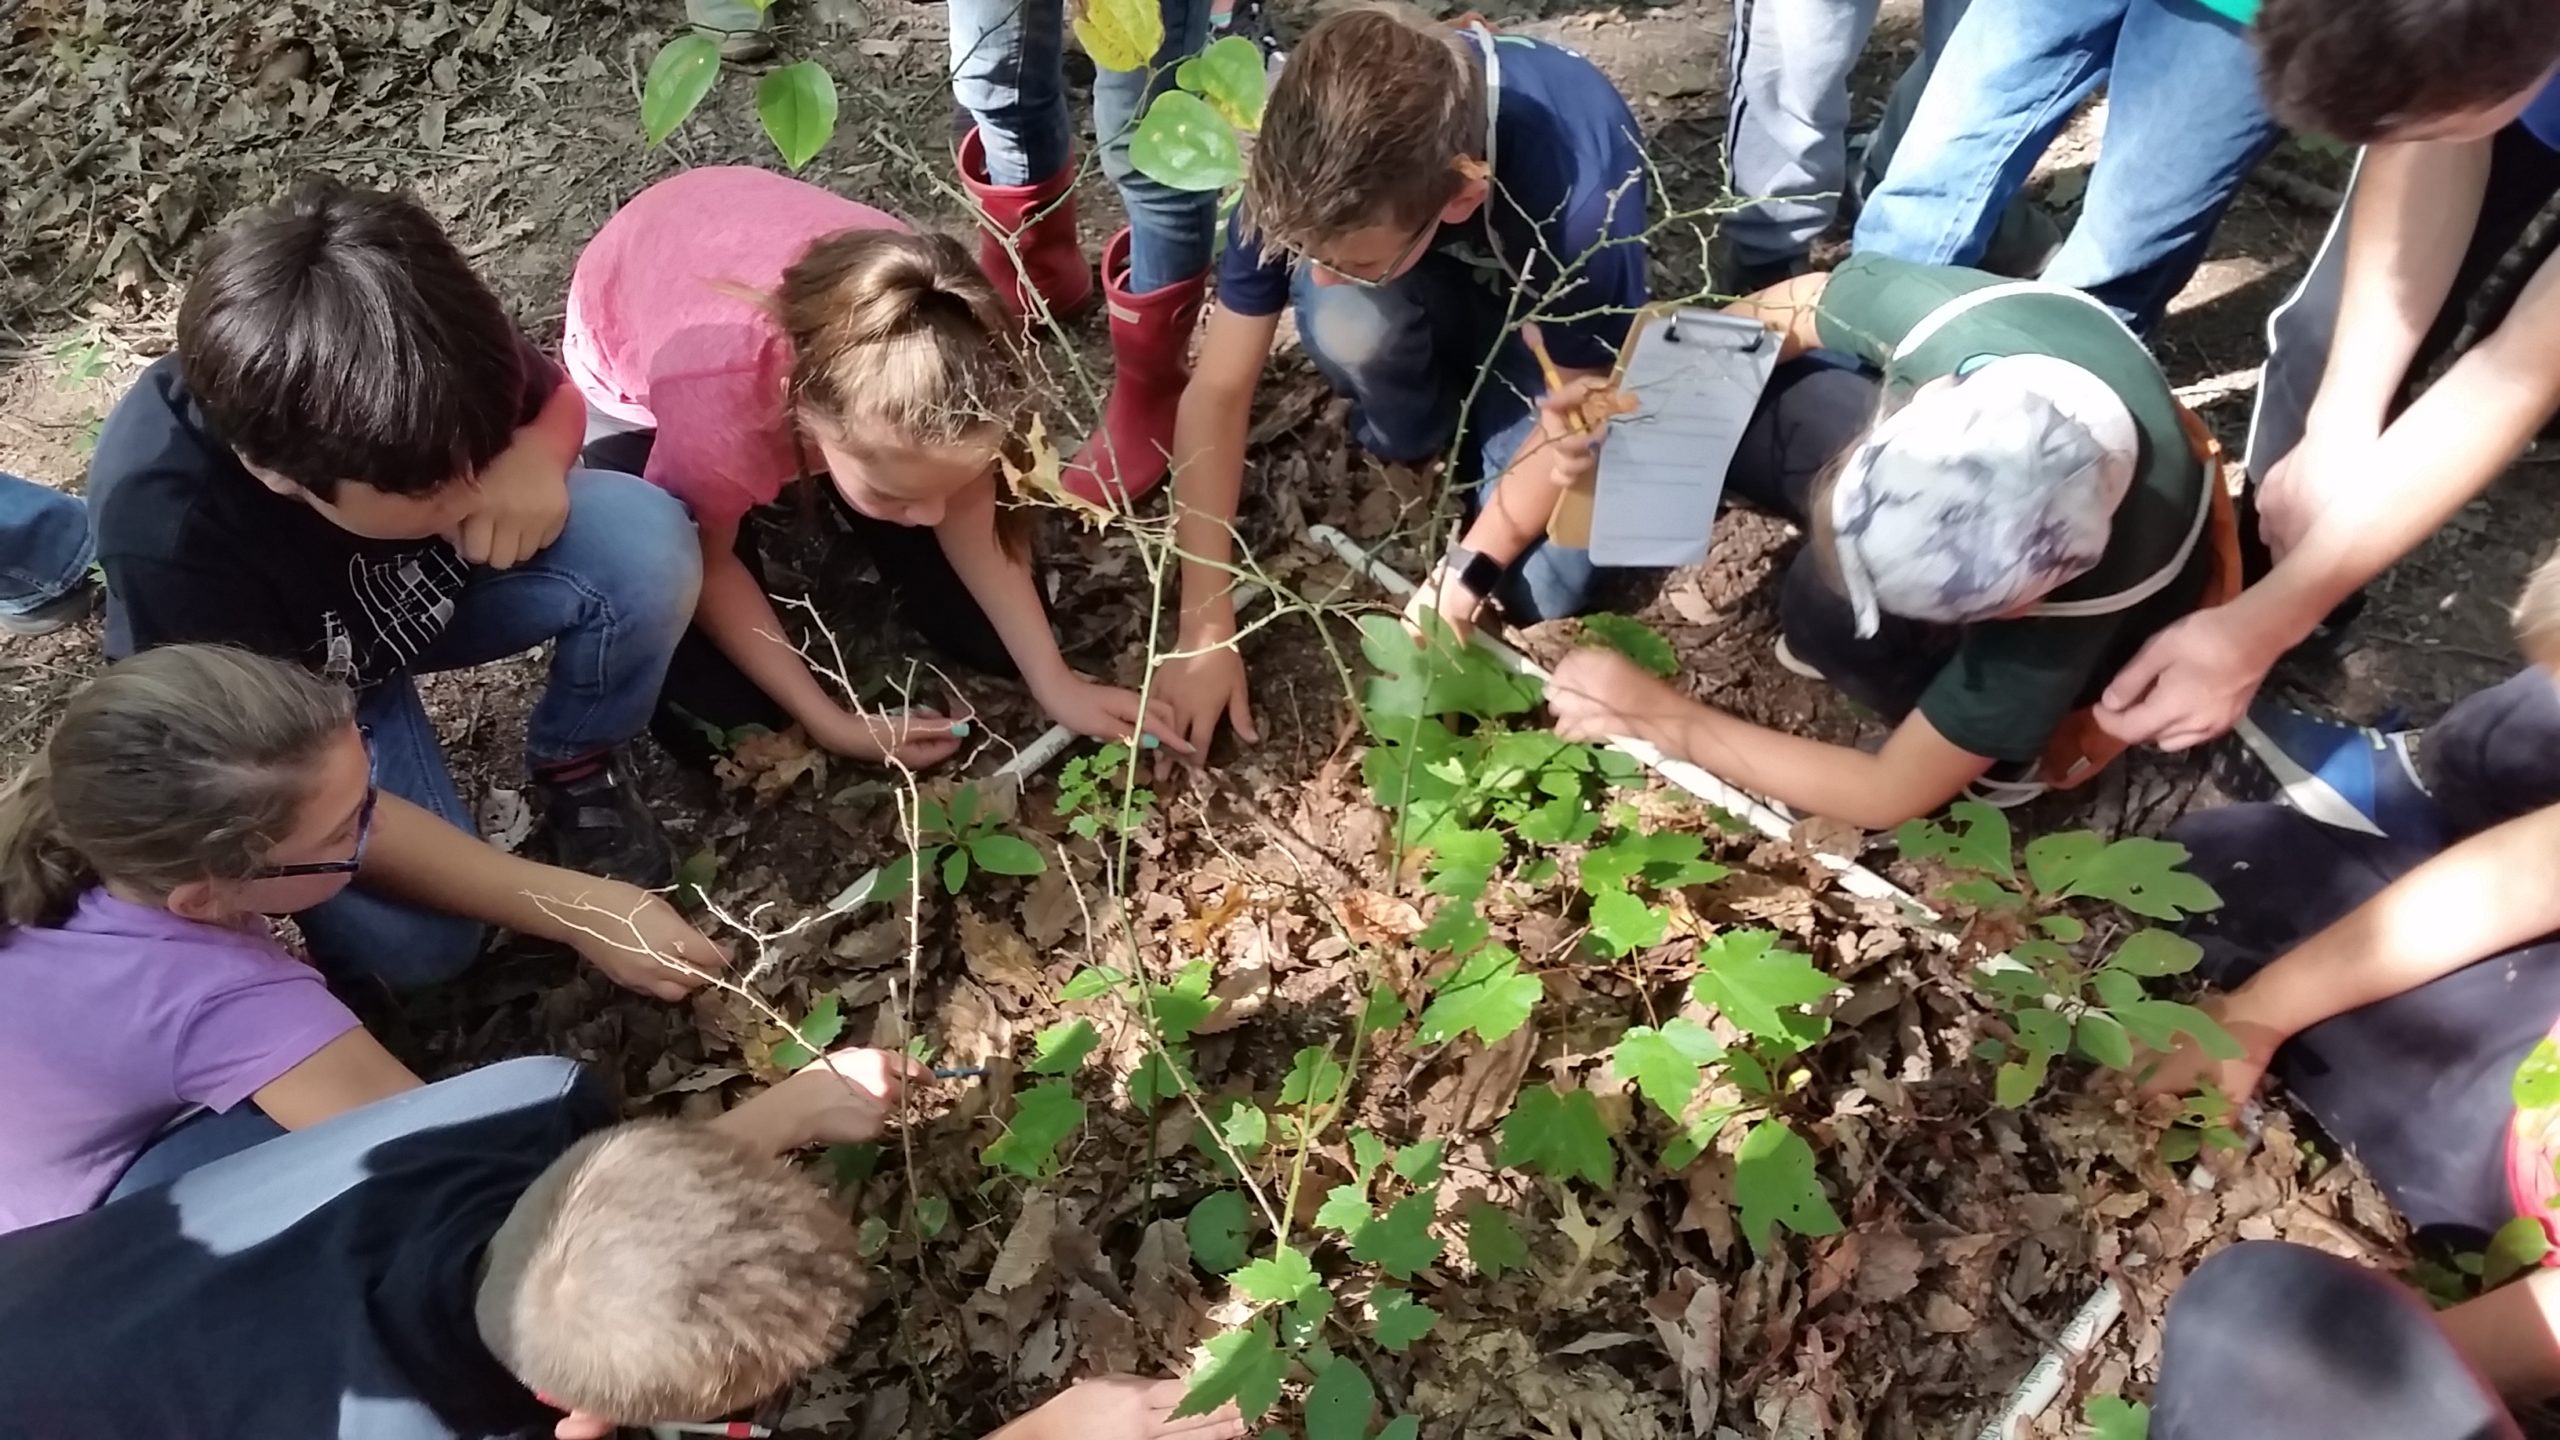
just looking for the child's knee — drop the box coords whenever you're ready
[564,469,704,630]
[1296,281,1404,377]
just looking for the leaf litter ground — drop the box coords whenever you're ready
[0,0,2537,1434]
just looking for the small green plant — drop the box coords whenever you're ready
[637,0,839,170]
[1055,741,1157,840]
[878,783,1048,895]
[2084,1394,2150,1440]
[2156,1081,2245,1163]
[1895,801,2242,1104]
[1127,33,1267,198]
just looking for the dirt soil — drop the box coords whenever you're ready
[2,0,2544,1435]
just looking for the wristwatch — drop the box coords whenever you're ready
[1442,544,1508,605]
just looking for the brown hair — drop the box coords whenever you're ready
[178,178,528,502]
[0,646,352,932]
[770,227,1037,556]
[484,1121,865,1422]
[1245,3,1488,254]
[2517,550,2560,674]
[2255,0,2560,142]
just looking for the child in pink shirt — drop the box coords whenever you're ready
[565,167,1183,766]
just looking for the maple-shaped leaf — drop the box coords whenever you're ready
[1351,1192,1445,1280]
[771,993,846,1070]
[1586,886,1669,957]
[1893,798,2016,881]
[1611,1019,1726,1119]
[1025,1018,1099,1075]
[1465,1202,1529,1276]
[1732,1119,1842,1253]
[1315,1182,1372,1235]
[981,1081,1084,1179]
[1496,1085,1615,1188]
[1279,1046,1347,1107]
[2023,832,2220,919]
[1579,613,1679,676]
[1690,929,1841,1050]
[1302,1357,1378,1440]
[1414,944,1542,1046]
[2083,1396,2150,1440]
[1175,1321,1286,1421]
[1350,1129,1389,1182]
[1392,1138,1447,1186]
[1187,1190,1253,1274]
[1369,1287,1439,1352]
[1129,1047,1192,1110]
[1230,1243,1322,1306]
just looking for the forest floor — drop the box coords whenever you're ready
[2,0,2548,1435]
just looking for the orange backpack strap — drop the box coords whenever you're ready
[2034,402,2240,791]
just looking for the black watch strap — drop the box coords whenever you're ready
[1444,544,1508,602]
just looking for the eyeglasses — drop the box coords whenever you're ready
[251,725,378,880]
[1299,216,1440,289]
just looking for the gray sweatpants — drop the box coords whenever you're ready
[1720,0,1967,267]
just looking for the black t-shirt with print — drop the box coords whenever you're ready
[0,1058,612,1440]
[89,346,558,688]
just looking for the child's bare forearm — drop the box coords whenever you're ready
[2438,1266,2560,1401]
[693,533,863,739]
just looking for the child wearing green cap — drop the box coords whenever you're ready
[1543,254,2237,829]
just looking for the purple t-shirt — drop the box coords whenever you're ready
[0,890,358,1233]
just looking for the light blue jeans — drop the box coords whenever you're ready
[948,0,1220,291]
[1292,260,1596,624]
[297,470,702,991]
[0,471,92,621]
[1849,0,2279,334]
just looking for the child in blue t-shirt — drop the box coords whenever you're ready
[1153,2,1649,759]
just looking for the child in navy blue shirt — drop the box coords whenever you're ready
[1153,3,1648,759]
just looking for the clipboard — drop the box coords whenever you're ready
[1549,308,1777,569]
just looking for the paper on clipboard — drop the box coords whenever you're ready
[1589,308,1778,568]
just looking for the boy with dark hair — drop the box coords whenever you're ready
[2097,8,2560,760]
[89,179,704,989]
[0,1050,1248,1440]
[1154,2,1648,756]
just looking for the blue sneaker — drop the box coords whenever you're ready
[2231,702,2445,846]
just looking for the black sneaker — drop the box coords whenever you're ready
[534,752,674,888]
[0,576,101,637]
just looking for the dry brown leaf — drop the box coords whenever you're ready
[958,906,1044,1006]
[1193,922,1276,1036]
[1921,1292,1976,1334]
[983,1192,1062,1295]
[1642,1267,1723,1434]
[1020,865,1083,949]
[1853,1227,1928,1302]
[714,726,829,800]
[1334,888,1425,943]
[1429,1022,1540,1135]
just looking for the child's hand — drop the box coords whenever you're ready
[453,437,573,570]
[1548,647,1691,749]
[1154,642,1258,769]
[820,706,970,769]
[1037,676,1195,757]
[568,883,731,1002]
[1529,374,1628,492]
[2136,1003,2286,1108]
[1403,561,1488,647]
[780,1046,935,1146]
[997,1375,1245,1440]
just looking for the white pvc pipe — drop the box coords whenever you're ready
[1304,524,1925,913]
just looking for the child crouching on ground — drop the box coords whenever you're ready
[565,166,1186,768]
[0,645,727,1235]
[0,1049,1245,1440]
[1544,257,2239,830]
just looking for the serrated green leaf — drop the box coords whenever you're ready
[1148,980,1220,1046]
[1612,1019,1726,1118]
[1732,1119,1841,1252]
[772,993,845,1070]
[641,33,722,146]
[982,1081,1084,1178]
[1894,799,2015,880]
[1356,983,1409,1039]
[1587,886,1669,956]
[1350,1129,1389,1181]
[1315,1182,1372,1235]
[1176,1322,1286,1421]
[2106,928,2203,977]
[1130,1048,1191,1109]
[828,1142,880,1190]
[2518,1038,2560,1110]
[1690,929,1841,1049]
[1425,827,1505,898]
[1497,1085,1614,1187]
[1357,614,1545,721]
[1579,613,1680,676]
[968,831,1047,876]
[1580,829,1727,893]
[2029,834,2221,919]
[1393,1138,1447,1186]
[1417,896,1490,956]
[1280,1046,1347,1107]
[1219,1100,1270,1157]
[914,1194,951,1237]
[1059,965,1126,1002]
[1187,1190,1254,1273]
[1230,1244,1321,1306]
[1279,1286,1335,1349]
[1174,33,1268,130]
[1303,1357,1377,1440]
[1352,1192,1445,1279]
[1370,1288,1439,1352]
[1026,1018,1100,1075]
[1415,945,1543,1046]
[1661,1103,1743,1170]
[2075,1010,2136,1070]
[2084,1395,2151,1440]
[755,60,838,169]
[1465,1202,1529,1276]
[2485,1215,2552,1287]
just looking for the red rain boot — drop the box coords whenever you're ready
[957,127,1094,322]
[1066,228,1207,505]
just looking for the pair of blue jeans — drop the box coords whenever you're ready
[1291,258,1596,623]
[947,0,1219,292]
[1850,0,2279,335]
[0,472,92,622]
[296,469,701,992]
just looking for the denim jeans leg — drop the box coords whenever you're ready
[1850,0,2117,267]
[0,472,92,619]
[1093,0,1218,289]
[949,0,1073,184]
[2035,0,2278,333]
[409,469,703,769]
[295,676,491,991]
[1292,258,1500,463]
[105,1106,287,1202]
[1720,0,1885,266]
